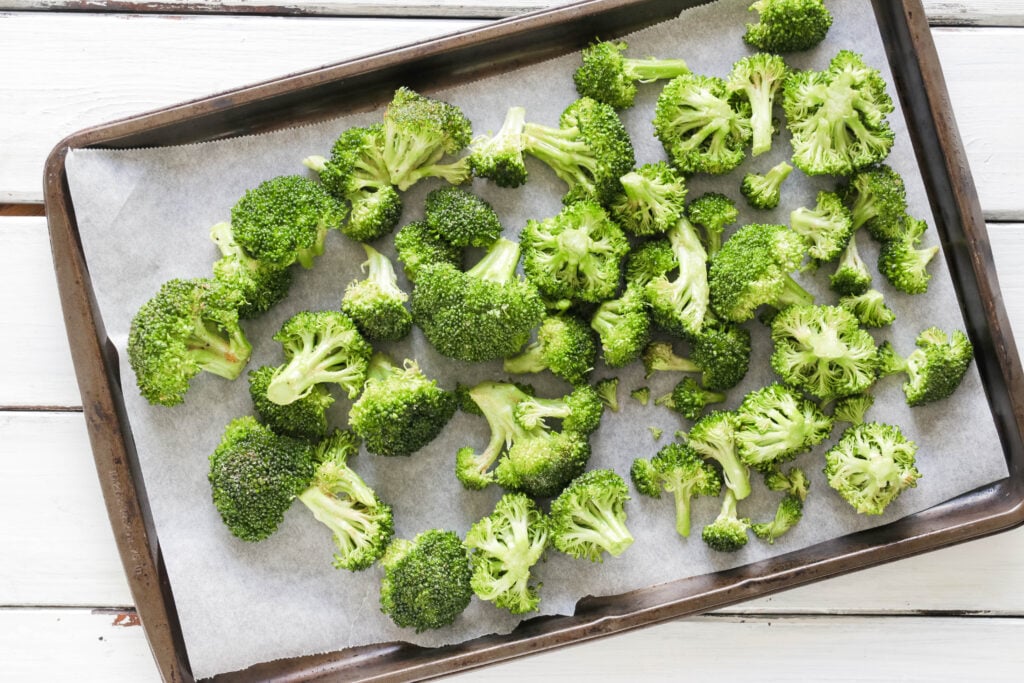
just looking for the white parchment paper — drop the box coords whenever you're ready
[64,0,1009,678]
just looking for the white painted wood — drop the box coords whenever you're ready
[923,1,1024,26]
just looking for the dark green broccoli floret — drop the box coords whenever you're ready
[783,51,895,176]
[877,327,974,406]
[752,493,803,544]
[644,216,710,339]
[727,53,789,156]
[631,387,651,406]
[702,489,751,552]
[734,383,833,472]
[686,411,751,501]
[348,353,457,457]
[824,422,921,515]
[832,393,875,425]
[522,200,629,304]
[464,493,550,615]
[789,190,855,262]
[595,377,621,412]
[297,430,394,570]
[504,314,598,386]
[573,39,690,110]
[878,216,939,295]
[468,107,529,188]
[412,237,545,362]
[687,192,739,255]
[843,164,908,241]
[641,319,751,391]
[708,223,812,323]
[741,161,793,210]
[230,175,345,268]
[830,233,873,296]
[128,278,252,406]
[656,377,726,421]
[770,304,879,401]
[513,384,605,435]
[609,162,688,236]
[839,289,895,328]
[549,469,634,562]
[424,186,502,248]
[266,310,372,405]
[209,221,293,319]
[590,283,652,368]
[625,238,676,287]
[379,529,473,632]
[744,0,833,53]
[631,442,721,537]
[340,244,412,342]
[393,220,461,283]
[248,365,334,441]
[654,73,752,175]
[207,416,317,542]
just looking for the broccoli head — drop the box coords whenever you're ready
[687,192,739,255]
[590,283,652,368]
[839,289,895,328]
[424,186,503,248]
[702,489,751,552]
[631,442,722,537]
[830,233,873,296]
[340,244,412,342]
[734,383,833,472]
[393,220,461,283]
[727,53,789,156]
[744,0,833,53]
[549,469,634,562]
[625,238,676,287]
[655,377,726,421]
[609,162,688,236]
[644,216,710,339]
[789,190,855,262]
[573,39,690,110]
[641,319,751,391]
[503,314,598,386]
[843,164,908,241]
[752,493,803,544]
[468,106,529,188]
[878,216,939,295]
[741,161,793,211]
[209,221,293,319]
[631,386,651,406]
[248,365,334,442]
[596,377,621,412]
[824,422,921,515]
[877,327,974,406]
[686,411,751,501]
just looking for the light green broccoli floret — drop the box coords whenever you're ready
[839,289,895,328]
[248,365,334,442]
[702,489,751,552]
[630,442,721,537]
[504,314,598,386]
[549,469,634,562]
[590,284,652,368]
[741,162,793,210]
[878,216,939,295]
[734,383,833,472]
[341,244,412,342]
[727,53,789,156]
[877,327,974,406]
[573,39,690,110]
[789,191,854,262]
[609,162,688,236]
[656,377,726,421]
[824,422,921,515]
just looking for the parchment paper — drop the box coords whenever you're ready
[64,0,1009,678]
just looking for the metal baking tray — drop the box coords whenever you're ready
[43,0,1024,680]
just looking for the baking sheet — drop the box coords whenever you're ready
[63,0,1008,678]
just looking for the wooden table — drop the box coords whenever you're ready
[2,1,1023,680]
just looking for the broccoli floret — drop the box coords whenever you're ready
[266,310,372,404]
[573,40,690,110]
[770,304,879,401]
[764,465,810,501]
[631,387,651,406]
[207,416,317,542]
[348,353,457,457]
[877,327,974,406]
[824,422,921,515]
[379,529,473,632]
[393,220,461,283]
[832,393,875,425]
[297,430,394,570]
[727,53,789,156]
[549,469,634,562]
[642,319,751,391]
[843,164,908,241]
[590,283,652,368]
[609,162,688,236]
[512,384,605,435]
[412,237,545,362]
[708,223,813,323]
[248,365,334,442]
[595,377,621,412]
[789,190,855,262]
[687,192,739,255]
[686,411,751,501]
[734,383,833,472]
[878,216,939,295]
[741,161,794,210]
[230,175,345,268]
[839,289,895,328]
[654,73,752,175]
[340,244,412,342]
[830,232,873,296]
[631,442,722,537]
[644,216,710,339]
[625,238,676,287]
[744,0,833,53]
[424,186,503,248]
[752,493,803,544]
[701,489,751,552]
[783,51,895,176]
[209,221,293,319]
[464,493,550,614]
[649,426,664,440]
[468,106,529,188]
[128,278,252,406]
[656,377,726,421]
[503,314,598,386]
[522,200,629,304]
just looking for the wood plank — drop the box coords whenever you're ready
[923,1,1024,26]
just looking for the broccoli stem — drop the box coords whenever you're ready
[569,503,634,557]
[777,275,815,309]
[623,58,690,83]
[749,89,777,156]
[362,243,405,297]
[187,320,251,379]
[502,345,548,376]
[365,351,399,383]
[522,122,599,187]
[464,383,531,477]
[467,237,522,284]
[209,221,241,258]
[302,155,328,173]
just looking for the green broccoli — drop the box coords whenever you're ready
[770,304,879,401]
[248,365,334,442]
[789,191,854,262]
[764,465,810,500]
[708,223,813,323]
[655,377,726,421]
[686,411,751,501]
[641,319,751,391]
[878,216,939,295]
[230,175,345,268]
[843,164,908,241]
[209,221,293,319]
[741,161,794,210]
[128,278,252,406]
[573,39,690,110]
[625,238,676,287]
[702,489,751,552]
[207,416,317,542]
[877,327,974,406]
[512,384,606,435]
[752,493,803,544]
[265,310,372,405]
[464,493,550,614]
[424,186,502,248]
[503,314,598,386]
[522,200,629,303]
[609,162,688,236]
[783,51,895,176]
[644,216,710,339]
[830,233,873,296]
[549,469,634,562]
[832,393,875,425]
[348,353,457,457]
[734,383,833,472]
[468,106,530,188]
[727,53,789,156]
[631,442,722,538]
[596,376,621,412]
[411,237,545,362]
[340,244,412,342]
[744,0,833,53]
[379,529,473,632]
[297,430,394,570]
[839,289,895,328]
[393,220,461,283]
[654,73,752,175]
[590,284,652,368]
[631,387,651,406]
[687,192,739,255]
[824,422,921,515]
